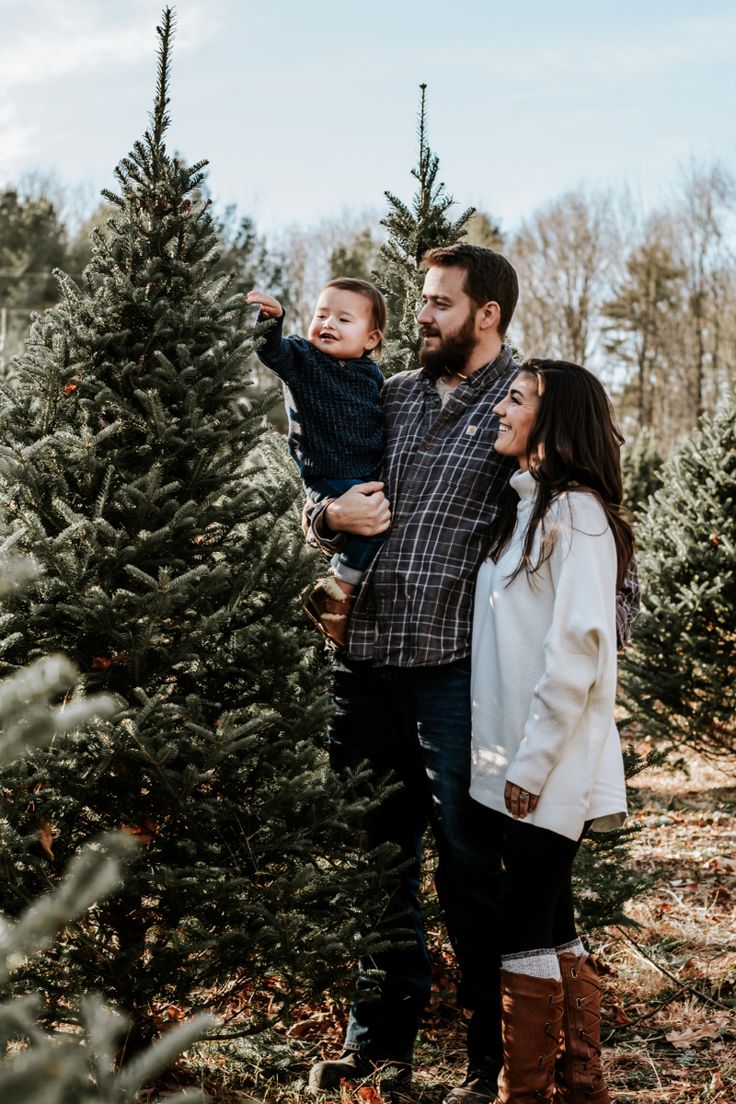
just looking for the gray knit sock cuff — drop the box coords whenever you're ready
[502,948,561,981]
[555,937,587,957]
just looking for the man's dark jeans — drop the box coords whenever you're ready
[329,657,504,1069]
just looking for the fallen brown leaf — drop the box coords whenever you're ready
[39,820,54,860]
[666,1017,730,1048]
[356,1088,383,1104]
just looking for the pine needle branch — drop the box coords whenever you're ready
[151,7,175,150]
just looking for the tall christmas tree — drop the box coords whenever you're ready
[377,84,474,376]
[620,394,736,756]
[0,9,392,1049]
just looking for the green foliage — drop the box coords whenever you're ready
[0,559,210,1103]
[572,739,666,931]
[602,237,685,432]
[620,393,736,756]
[329,228,383,285]
[621,428,664,515]
[0,836,211,1104]
[212,208,289,305]
[377,84,474,376]
[0,9,393,1048]
[0,188,69,369]
[0,188,67,308]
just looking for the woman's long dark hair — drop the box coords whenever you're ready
[489,359,635,589]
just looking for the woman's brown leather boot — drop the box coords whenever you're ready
[494,969,564,1103]
[556,953,611,1103]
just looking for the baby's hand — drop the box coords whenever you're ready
[247,289,283,318]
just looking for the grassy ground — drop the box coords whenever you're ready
[169,745,735,1103]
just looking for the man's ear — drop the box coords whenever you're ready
[478,300,501,332]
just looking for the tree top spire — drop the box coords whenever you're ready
[151,7,175,148]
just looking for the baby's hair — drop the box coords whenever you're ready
[323,277,387,358]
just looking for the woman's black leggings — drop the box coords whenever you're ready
[492,810,586,955]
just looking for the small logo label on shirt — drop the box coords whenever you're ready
[465,423,479,436]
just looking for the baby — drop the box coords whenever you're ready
[247,278,388,647]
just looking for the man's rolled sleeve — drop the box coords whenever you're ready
[302,495,347,556]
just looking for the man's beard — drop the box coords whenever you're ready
[419,311,477,381]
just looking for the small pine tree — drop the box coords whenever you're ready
[621,428,664,516]
[377,84,474,376]
[620,394,736,756]
[571,740,665,932]
[0,9,393,1049]
[0,559,210,1104]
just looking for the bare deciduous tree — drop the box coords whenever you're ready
[673,162,736,425]
[508,189,618,366]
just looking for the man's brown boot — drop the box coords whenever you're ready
[443,1067,500,1104]
[494,970,564,1103]
[303,575,353,648]
[556,953,611,1104]
[307,1050,412,1094]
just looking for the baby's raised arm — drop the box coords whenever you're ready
[247,289,283,319]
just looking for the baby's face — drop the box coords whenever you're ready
[307,288,380,360]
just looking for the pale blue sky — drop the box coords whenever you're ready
[1,0,734,235]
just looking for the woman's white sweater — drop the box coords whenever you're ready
[470,469,627,842]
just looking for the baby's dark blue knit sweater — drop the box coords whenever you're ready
[255,312,385,481]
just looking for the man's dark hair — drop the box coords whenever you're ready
[421,244,519,337]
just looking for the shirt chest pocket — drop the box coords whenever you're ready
[457,418,498,467]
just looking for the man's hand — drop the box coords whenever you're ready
[504,781,539,820]
[324,482,391,536]
[247,289,283,319]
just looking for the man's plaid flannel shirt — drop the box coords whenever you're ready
[307,347,641,667]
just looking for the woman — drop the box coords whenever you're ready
[470,360,634,1104]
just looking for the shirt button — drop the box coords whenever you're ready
[339,360,346,367]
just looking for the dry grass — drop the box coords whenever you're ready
[599,745,736,1103]
[167,744,735,1103]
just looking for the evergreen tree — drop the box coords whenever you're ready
[0,187,69,369]
[377,84,474,376]
[621,428,664,515]
[212,208,288,306]
[602,235,685,436]
[0,559,210,1104]
[0,9,392,1049]
[571,741,664,932]
[329,227,383,285]
[619,394,736,756]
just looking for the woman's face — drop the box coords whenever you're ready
[492,371,540,471]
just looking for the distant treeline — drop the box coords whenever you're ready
[2,159,734,454]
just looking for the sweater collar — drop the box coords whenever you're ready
[510,468,537,501]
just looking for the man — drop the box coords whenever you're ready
[305,245,637,1102]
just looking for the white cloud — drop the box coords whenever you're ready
[0,0,222,93]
